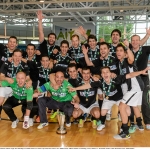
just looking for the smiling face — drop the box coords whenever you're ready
[116,46,126,61]
[101,68,111,83]
[41,56,50,68]
[68,66,78,79]
[16,72,26,87]
[111,32,120,45]
[100,44,110,58]
[72,36,80,48]
[48,34,56,45]
[8,38,18,51]
[60,43,69,56]
[26,45,35,57]
[131,35,140,50]
[55,71,64,86]
[82,69,91,82]
[88,38,97,50]
[12,51,22,65]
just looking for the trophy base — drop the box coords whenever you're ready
[56,127,67,134]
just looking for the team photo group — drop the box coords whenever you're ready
[0,10,150,140]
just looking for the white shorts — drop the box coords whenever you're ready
[79,101,99,114]
[97,88,103,94]
[102,99,121,110]
[0,87,12,98]
[121,91,142,106]
[121,83,128,95]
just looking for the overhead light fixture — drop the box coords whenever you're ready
[75,23,78,26]
[17,13,21,15]
[68,18,71,21]
[58,12,61,15]
[120,10,124,12]
[119,16,123,20]
[40,0,44,2]
[113,16,124,20]
[89,17,93,21]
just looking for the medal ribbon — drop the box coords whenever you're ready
[42,66,49,82]
[26,54,36,62]
[134,47,142,62]
[102,79,112,97]
[119,59,124,75]
[82,79,92,100]
[11,62,21,78]
[47,44,55,57]
[103,55,110,67]
[89,45,99,61]
[57,53,68,63]
[16,84,26,101]
[72,45,81,62]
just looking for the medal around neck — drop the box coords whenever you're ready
[56,111,67,134]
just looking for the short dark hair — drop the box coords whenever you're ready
[8,36,18,43]
[116,43,126,52]
[100,42,110,49]
[71,34,80,40]
[111,29,121,37]
[13,49,22,55]
[48,33,57,39]
[60,40,69,47]
[68,63,77,70]
[87,34,97,43]
[100,66,111,74]
[26,43,36,50]
[82,66,91,72]
[41,55,49,60]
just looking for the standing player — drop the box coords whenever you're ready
[0,36,18,67]
[131,34,150,130]
[68,34,86,69]
[37,10,60,68]
[52,40,73,77]
[22,43,41,90]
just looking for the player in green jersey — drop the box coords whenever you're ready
[0,72,33,129]
[34,71,80,129]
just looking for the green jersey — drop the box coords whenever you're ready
[39,80,77,102]
[1,79,33,101]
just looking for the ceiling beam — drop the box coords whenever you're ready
[0,5,149,13]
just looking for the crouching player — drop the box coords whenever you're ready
[0,72,33,129]
[69,66,150,139]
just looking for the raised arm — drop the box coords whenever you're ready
[82,45,94,66]
[126,67,150,79]
[78,26,88,40]
[49,73,56,85]
[140,27,150,46]
[123,40,134,64]
[36,10,44,43]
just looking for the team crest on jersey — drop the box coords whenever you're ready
[122,68,127,74]
[110,65,117,70]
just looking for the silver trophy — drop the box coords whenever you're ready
[56,112,67,134]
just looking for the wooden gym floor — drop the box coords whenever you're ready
[0,105,149,147]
